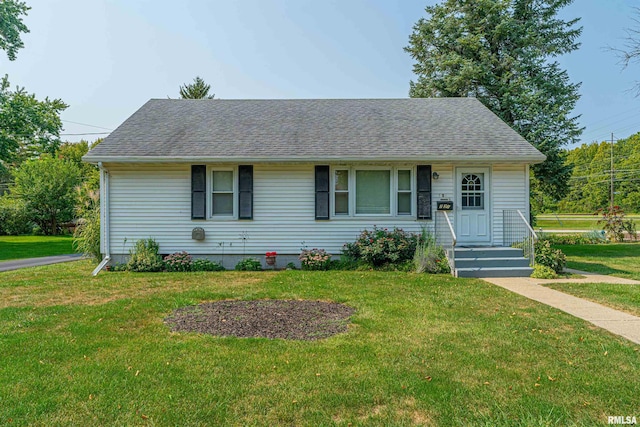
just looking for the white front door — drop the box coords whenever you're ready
[456,168,491,244]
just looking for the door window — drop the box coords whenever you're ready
[461,173,484,210]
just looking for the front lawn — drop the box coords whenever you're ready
[0,262,637,426]
[557,243,640,281]
[539,243,640,317]
[543,282,640,317]
[0,235,75,261]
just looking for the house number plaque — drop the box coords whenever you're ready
[436,201,453,211]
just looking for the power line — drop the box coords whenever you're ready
[60,132,110,136]
[61,119,113,131]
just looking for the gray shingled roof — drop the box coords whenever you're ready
[84,98,545,163]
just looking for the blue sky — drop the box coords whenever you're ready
[3,0,639,147]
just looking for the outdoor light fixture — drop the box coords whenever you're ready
[432,171,439,180]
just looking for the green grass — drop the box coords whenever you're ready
[543,282,640,317]
[538,243,640,317]
[557,243,640,281]
[536,219,601,230]
[0,262,638,426]
[0,235,75,261]
[536,214,640,231]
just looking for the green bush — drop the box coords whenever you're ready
[0,196,33,235]
[192,259,225,272]
[285,262,297,270]
[531,264,558,279]
[235,258,262,271]
[535,239,566,274]
[414,232,450,274]
[537,231,606,245]
[73,202,101,262]
[126,238,164,272]
[163,251,193,272]
[299,248,331,271]
[342,227,419,268]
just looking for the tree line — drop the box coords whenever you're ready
[548,133,640,214]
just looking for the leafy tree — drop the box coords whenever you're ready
[0,0,30,61]
[405,0,583,199]
[57,139,101,217]
[179,76,215,99]
[57,139,100,184]
[0,76,68,167]
[9,155,81,235]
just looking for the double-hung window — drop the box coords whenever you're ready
[331,167,415,217]
[396,169,412,215]
[334,169,350,215]
[211,169,234,217]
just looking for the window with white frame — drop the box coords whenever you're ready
[397,169,412,215]
[331,167,414,217]
[211,169,234,216]
[334,169,349,215]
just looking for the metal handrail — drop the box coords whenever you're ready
[514,209,537,267]
[517,210,538,241]
[440,210,457,276]
[443,210,457,247]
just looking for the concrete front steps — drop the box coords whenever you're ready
[453,247,533,278]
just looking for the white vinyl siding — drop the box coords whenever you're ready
[492,163,528,245]
[106,164,433,256]
[103,162,530,257]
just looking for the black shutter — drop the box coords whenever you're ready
[191,165,206,220]
[238,165,253,220]
[417,165,432,220]
[315,165,330,220]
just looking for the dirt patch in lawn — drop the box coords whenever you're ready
[165,299,355,340]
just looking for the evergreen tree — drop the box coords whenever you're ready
[405,0,583,199]
[179,76,215,99]
[0,0,30,61]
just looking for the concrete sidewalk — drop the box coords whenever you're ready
[483,270,640,345]
[0,254,83,272]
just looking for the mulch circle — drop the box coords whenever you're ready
[164,299,355,341]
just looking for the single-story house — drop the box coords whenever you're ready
[83,98,545,276]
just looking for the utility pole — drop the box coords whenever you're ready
[610,132,614,211]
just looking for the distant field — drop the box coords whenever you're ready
[536,214,640,230]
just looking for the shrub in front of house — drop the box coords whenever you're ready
[126,238,164,272]
[299,248,331,271]
[535,239,566,274]
[530,264,558,279]
[235,258,262,271]
[413,232,450,274]
[163,251,193,272]
[192,259,225,271]
[342,226,419,268]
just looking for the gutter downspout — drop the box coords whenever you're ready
[92,162,110,276]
